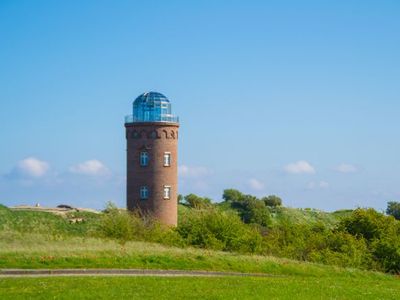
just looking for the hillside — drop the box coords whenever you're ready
[1,204,399,299]
[269,207,352,227]
[0,203,350,237]
[1,229,399,299]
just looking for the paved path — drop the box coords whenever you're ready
[0,269,282,278]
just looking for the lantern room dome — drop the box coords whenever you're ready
[125,91,179,124]
[133,92,170,105]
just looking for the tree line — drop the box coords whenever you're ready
[100,190,400,274]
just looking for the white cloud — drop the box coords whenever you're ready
[16,157,50,178]
[319,181,330,188]
[178,165,210,178]
[248,178,265,191]
[307,182,316,189]
[284,160,315,174]
[178,165,211,194]
[69,160,110,176]
[334,163,358,173]
[307,181,330,190]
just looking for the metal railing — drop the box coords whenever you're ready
[125,114,179,124]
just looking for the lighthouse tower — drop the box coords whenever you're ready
[124,92,179,226]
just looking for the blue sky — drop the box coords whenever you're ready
[0,0,399,211]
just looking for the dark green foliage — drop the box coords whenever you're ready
[231,196,271,227]
[177,208,262,253]
[338,208,399,241]
[313,231,373,268]
[222,189,244,202]
[386,201,400,220]
[262,195,282,207]
[183,194,212,209]
[263,219,373,269]
[371,237,400,273]
[337,208,400,273]
[222,190,279,227]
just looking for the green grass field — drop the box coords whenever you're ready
[1,205,399,299]
[1,234,400,299]
[0,233,372,275]
[1,275,399,300]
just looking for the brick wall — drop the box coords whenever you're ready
[125,122,179,226]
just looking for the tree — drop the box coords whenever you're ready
[222,189,244,202]
[338,208,399,241]
[262,195,282,207]
[184,194,212,209]
[243,198,271,227]
[177,208,262,253]
[372,237,400,273]
[231,196,271,227]
[177,194,184,205]
[386,201,400,220]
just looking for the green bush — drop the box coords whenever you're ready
[177,208,262,253]
[97,206,135,244]
[337,208,400,273]
[386,201,400,220]
[222,189,244,202]
[338,208,399,241]
[262,195,282,207]
[231,197,271,227]
[221,190,278,227]
[98,203,184,247]
[309,231,373,269]
[183,194,212,209]
[371,237,400,273]
[262,219,374,270]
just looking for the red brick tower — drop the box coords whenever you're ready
[125,92,179,226]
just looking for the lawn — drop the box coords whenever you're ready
[1,205,399,299]
[1,275,399,300]
[0,233,390,278]
[1,233,400,300]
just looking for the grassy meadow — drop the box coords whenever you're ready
[1,235,400,299]
[1,203,399,299]
[1,275,400,300]
[0,233,384,275]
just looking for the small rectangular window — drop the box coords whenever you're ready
[140,151,149,166]
[163,186,171,200]
[163,152,171,167]
[140,186,149,200]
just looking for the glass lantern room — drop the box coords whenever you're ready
[125,92,179,124]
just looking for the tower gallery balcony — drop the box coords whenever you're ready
[124,114,179,124]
